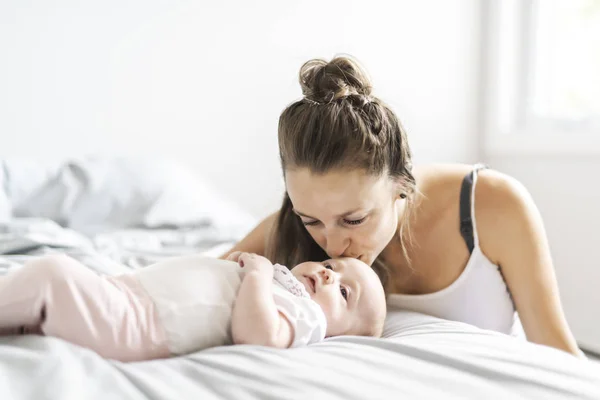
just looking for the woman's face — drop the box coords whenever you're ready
[285,168,402,266]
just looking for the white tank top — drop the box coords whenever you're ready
[388,166,524,337]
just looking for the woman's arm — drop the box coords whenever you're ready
[477,171,583,357]
[231,253,294,348]
[219,212,278,260]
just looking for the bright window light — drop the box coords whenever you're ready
[529,0,600,128]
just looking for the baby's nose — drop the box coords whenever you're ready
[324,233,349,258]
[320,269,333,283]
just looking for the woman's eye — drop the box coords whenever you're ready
[340,286,348,300]
[302,220,319,227]
[344,217,366,226]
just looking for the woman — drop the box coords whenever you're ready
[222,56,582,357]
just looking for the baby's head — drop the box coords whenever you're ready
[291,257,387,338]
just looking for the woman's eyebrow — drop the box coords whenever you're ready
[292,209,315,219]
[293,208,364,219]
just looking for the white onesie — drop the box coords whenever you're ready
[132,255,327,355]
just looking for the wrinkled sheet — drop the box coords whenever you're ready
[0,218,235,275]
[1,311,599,400]
[1,219,599,399]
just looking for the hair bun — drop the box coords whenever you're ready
[299,56,373,104]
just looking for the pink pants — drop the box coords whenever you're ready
[0,255,170,362]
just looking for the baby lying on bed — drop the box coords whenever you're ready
[0,252,386,362]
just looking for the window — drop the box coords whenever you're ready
[483,0,600,155]
[530,0,600,127]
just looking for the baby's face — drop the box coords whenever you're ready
[291,257,386,338]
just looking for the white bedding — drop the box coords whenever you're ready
[0,310,598,400]
[0,157,256,272]
[1,158,598,399]
[0,156,255,237]
[0,219,598,400]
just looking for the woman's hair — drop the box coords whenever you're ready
[266,56,416,291]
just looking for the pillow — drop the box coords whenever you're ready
[0,166,10,221]
[0,157,256,237]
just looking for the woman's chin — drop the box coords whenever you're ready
[360,253,375,266]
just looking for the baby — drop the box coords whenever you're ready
[0,252,386,362]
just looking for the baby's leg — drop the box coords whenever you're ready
[0,255,169,361]
[0,255,81,333]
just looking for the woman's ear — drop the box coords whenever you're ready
[390,176,408,199]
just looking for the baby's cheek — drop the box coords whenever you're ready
[328,299,347,321]
[316,297,335,318]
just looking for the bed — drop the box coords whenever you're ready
[1,157,599,399]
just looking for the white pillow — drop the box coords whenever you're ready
[1,157,255,237]
[0,166,10,221]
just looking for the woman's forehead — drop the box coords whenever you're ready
[286,168,392,212]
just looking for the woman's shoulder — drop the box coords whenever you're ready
[413,163,526,202]
[413,163,473,189]
[412,163,476,206]
[415,164,536,261]
[413,163,532,234]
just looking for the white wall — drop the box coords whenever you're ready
[0,0,482,218]
[487,155,600,353]
[480,1,600,352]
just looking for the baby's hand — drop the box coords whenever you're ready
[237,252,274,276]
[226,251,243,262]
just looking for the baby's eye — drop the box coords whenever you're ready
[340,286,348,300]
[324,264,333,270]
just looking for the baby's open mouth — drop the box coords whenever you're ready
[305,276,316,293]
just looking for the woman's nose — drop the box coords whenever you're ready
[325,233,349,258]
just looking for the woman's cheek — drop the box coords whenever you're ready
[309,228,326,248]
[373,216,396,245]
